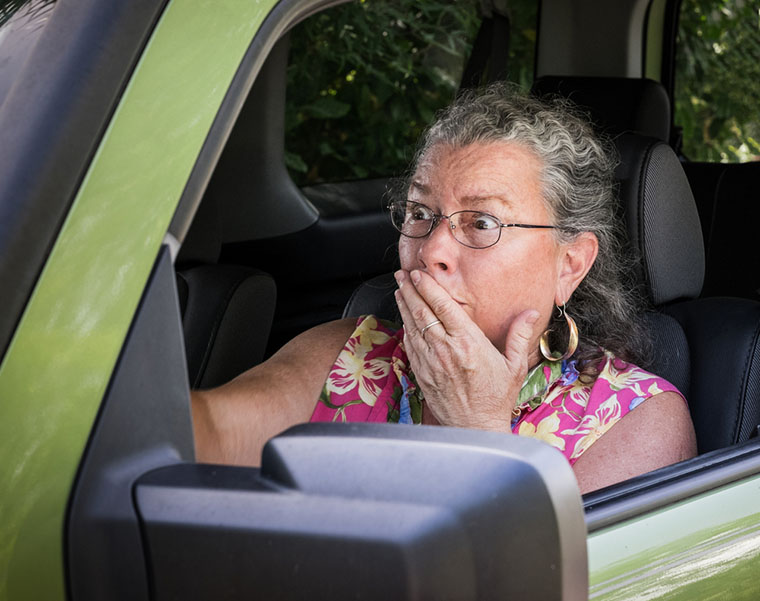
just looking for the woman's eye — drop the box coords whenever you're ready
[411,207,433,221]
[472,214,500,230]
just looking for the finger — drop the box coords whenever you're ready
[394,287,440,352]
[394,284,415,331]
[394,270,438,334]
[407,269,473,336]
[503,309,541,375]
[394,289,427,373]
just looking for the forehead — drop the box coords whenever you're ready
[411,141,544,204]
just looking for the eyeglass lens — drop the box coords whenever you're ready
[389,201,502,249]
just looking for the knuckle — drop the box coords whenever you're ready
[516,329,532,343]
[412,307,428,322]
[431,298,450,316]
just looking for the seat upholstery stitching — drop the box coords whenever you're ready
[637,138,659,303]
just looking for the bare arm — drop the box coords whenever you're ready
[191,317,357,466]
[572,391,697,494]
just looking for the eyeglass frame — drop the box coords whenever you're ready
[387,199,561,249]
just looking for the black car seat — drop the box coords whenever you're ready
[617,133,760,453]
[177,264,276,389]
[344,133,760,455]
[176,196,277,389]
[528,77,760,451]
[690,160,760,300]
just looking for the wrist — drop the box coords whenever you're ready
[469,413,512,433]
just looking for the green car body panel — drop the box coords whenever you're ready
[0,0,273,598]
[1,0,760,599]
[588,475,760,600]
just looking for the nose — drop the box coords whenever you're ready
[417,215,458,273]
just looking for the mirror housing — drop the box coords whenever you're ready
[136,423,587,600]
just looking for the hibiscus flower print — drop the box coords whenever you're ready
[325,331,390,407]
[601,354,670,393]
[517,413,566,452]
[565,396,622,459]
[354,315,391,354]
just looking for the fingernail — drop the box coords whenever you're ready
[526,311,540,325]
[394,270,405,285]
[410,270,421,284]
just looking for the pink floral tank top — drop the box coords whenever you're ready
[310,315,682,465]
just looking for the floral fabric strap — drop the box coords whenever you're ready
[310,315,683,465]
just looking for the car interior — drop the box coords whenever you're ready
[7,2,760,598]
[171,0,760,501]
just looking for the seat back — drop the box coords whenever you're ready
[689,161,760,300]
[177,264,276,389]
[176,185,278,389]
[615,133,760,453]
[343,272,397,321]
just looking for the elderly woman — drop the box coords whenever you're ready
[192,84,696,493]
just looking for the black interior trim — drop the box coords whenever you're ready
[0,0,169,359]
[660,0,682,149]
[533,0,543,82]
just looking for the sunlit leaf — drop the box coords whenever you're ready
[284,151,308,173]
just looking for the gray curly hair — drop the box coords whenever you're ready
[404,82,651,372]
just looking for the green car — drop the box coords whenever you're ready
[2,0,760,599]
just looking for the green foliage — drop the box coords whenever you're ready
[675,0,760,162]
[285,0,481,185]
[504,1,539,90]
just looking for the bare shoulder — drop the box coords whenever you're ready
[572,391,697,494]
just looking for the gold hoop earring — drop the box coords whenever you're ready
[539,305,579,362]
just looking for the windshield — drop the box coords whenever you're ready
[0,0,56,107]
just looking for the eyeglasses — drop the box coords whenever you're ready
[387,200,559,249]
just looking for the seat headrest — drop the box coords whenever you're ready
[532,76,671,141]
[614,134,704,305]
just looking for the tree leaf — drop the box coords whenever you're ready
[284,151,308,173]
[304,96,352,119]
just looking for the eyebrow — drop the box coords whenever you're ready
[409,182,515,213]
[410,181,430,194]
[459,194,514,210]
[411,182,511,203]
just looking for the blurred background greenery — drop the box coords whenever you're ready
[284,0,538,185]
[675,0,760,162]
[283,0,759,187]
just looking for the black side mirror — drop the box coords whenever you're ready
[136,423,587,600]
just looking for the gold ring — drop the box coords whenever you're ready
[420,319,442,339]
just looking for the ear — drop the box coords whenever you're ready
[555,232,599,305]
